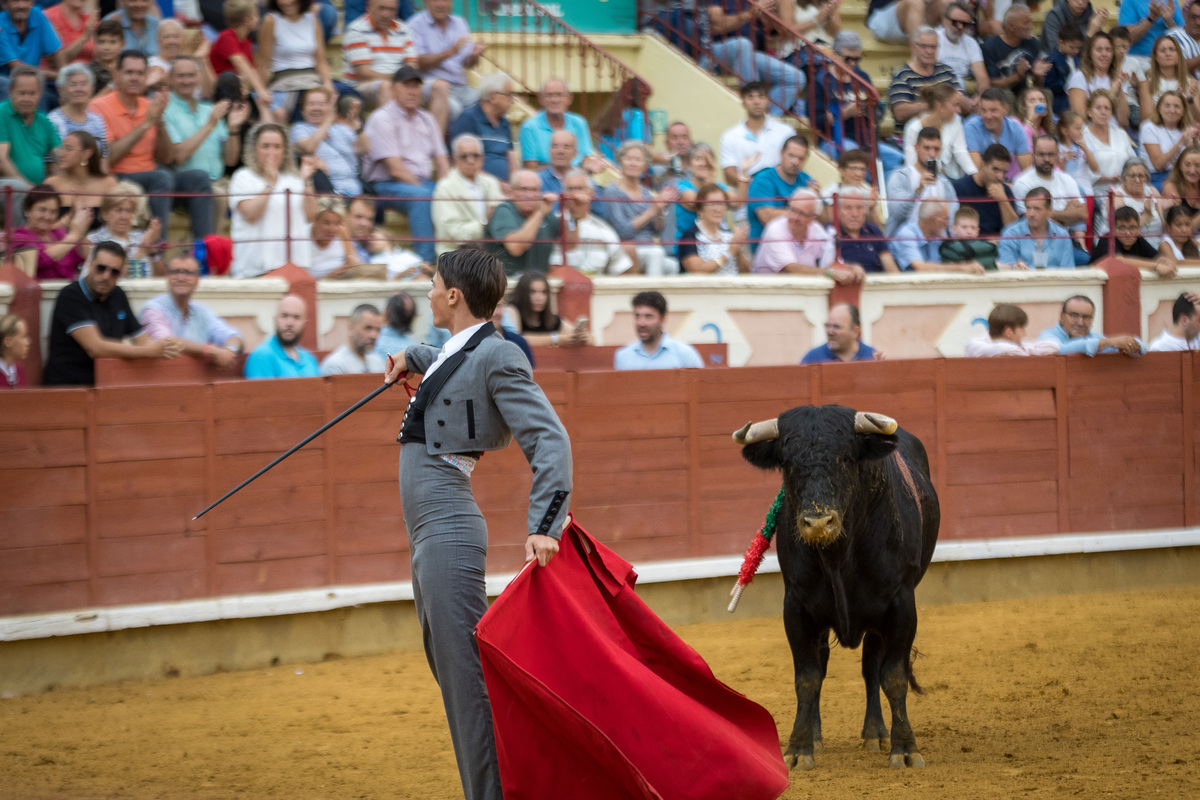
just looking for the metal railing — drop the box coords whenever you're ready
[637,0,881,167]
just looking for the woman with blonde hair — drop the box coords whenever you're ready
[229,122,319,277]
[85,181,162,275]
[1161,145,1200,227]
[1140,90,1200,190]
[904,82,974,179]
[1138,35,1200,119]
[1069,32,1131,128]
[1083,90,1136,190]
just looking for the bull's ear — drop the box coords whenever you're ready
[741,440,782,471]
[857,433,898,462]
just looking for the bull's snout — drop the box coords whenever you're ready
[796,510,843,546]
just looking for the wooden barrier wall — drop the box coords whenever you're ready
[2,354,1198,616]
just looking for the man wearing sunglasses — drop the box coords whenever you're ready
[43,240,183,385]
[937,1,989,96]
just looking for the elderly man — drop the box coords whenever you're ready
[321,303,385,375]
[1037,295,1144,357]
[554,167,633,276]
[449,71,518,183]
[801,304,880,363]
[164,55,246,225]
[139,254,244,368]
[43,240,182,386]
[244,295,320,379]
[0,67,57,216]
[1167,1,1200,78]
[432,132,504,254]
[656,120,692,186]
[965,88,1032,179]
[999,187,1075,269]
[887,26,962,126]
[885,126,958,237]
[0,0,62,104]
[867,0,948,45]
[937,2,989,93]
[90,50,214,242]
[1147,293,1200,350]
[812,32,881,151]
[539,129,581,199]
[410,0,485,133]
[746,134,814,249]
[362,65,449,263]
[836,185,901,273]
[518,78,604,172]
[892,199,972,272]
[981,5,1047,93]
[483,168,570,275]
[753,188,859,282]
[341,0,418,109]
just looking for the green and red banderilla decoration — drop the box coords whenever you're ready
[728,486,785,613]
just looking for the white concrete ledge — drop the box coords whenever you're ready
[3,528,1199,643]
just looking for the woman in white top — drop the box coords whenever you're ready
[1069,32,1131,129]
[229,123,319,277]
[677,184,750,275]
[777,0,842,56]
[1137,35,1200,119]
[257,0,334,123]
[903,82,975,180]
[1140,91,1200,191]
[1100,159,1165,246]
[1083,90,1136,189]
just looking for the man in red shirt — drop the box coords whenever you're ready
[89,50,213,242]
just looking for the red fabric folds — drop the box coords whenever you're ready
[475,519,789,800]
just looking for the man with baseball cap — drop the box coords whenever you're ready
[362,65,450,263]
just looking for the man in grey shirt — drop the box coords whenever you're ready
[321,303,386,375]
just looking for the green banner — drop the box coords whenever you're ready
[463,0,637,35]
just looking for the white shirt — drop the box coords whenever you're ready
[320,344,386,375]
[1,358,16,387]
[307,239,345,279]
[229,170,311,277]
[421,320,489,383]
[1147,329,1200,351]
[1066,71,1112,95]
[552,213,633,275]
[964,336,1061,357]
[1083,124,1136,182]
[718,117,795,176]
[903,114,976,180]
[1011,167,1084,213]
[1139,121,1184,174]
[936,27,983,83]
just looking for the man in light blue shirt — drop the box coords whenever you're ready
[1037,295,1145,356]
[244,296,321,379]
[614,290,704,371]
[963,88,1032,181]
[162,56,243,181]
[104,0,158,56]
[1120,0,1183,57]
[139,255,244,369]
[518,78,604,171]
[998,188,1076,268]
[891,201,949,271]
[409,0,482,132]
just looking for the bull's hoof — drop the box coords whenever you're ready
[862,737,887,752]
[783,751,816,771]
[906,753,925,768]
[888,754,905,769]
[813,739,823,753]
[798,755,815,771]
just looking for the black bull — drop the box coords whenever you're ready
[736,405,940,770]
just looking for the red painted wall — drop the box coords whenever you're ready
[2,354,1197,615]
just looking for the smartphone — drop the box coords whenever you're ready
[575,317,589,332]
[925,159,938,176]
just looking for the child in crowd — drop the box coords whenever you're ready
[1057,111,1099,192]
[1110,27,1146,130]
[0,313,29,390]
[965,303,1062,357]
[1043,23,1084,117]
[1159,204,1200,262]
[87,18,125,98]
[1091,206,1177,277]
[939,207,999,270]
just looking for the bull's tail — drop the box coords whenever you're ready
[907,646,925,695]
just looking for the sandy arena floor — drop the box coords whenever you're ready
[1,586,1197,800]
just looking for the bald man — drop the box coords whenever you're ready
[483,168,574,276]
[244,295,321,379]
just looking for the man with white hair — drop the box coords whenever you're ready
[887,26,963,126]
[937,2,990,93]
[449,72,519,183]
[867,0,949,45]
[754,188,863,282]
[432,133,504,254]
[812,32,881,151]
[518,78,605,172]
[554,168,634,275]
[891,199,975,272]
[483,168,571,275]
[539,129,582,200]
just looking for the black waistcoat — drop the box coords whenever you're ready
[397,323,496,445]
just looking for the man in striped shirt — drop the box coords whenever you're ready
[887,26,963,126]
[1167,0,1200,81]
[342,0,418,109]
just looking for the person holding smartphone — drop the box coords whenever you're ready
[884,125,959,237]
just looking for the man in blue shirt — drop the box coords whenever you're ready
[964,88,1032,180]
[518,78,605,172]
[891,200,956,271]
[449,72,517,183]
[747,134,812,249]
[244,295,321,379]
[1037,295,1144,357]
[801,303,879,364]
[998,187,1076,268]
[104,0,159,56]
[0,0,60,105]
[1120,0,1184,57]
[614,290,704,371]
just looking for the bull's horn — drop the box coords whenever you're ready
[854,412,898,435]
[733,418,779,445]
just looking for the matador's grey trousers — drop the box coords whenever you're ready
[399,443,503,800]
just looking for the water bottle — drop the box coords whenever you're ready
[128,257,146,279]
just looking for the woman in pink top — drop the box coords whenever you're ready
[44,0,94,66]
[11,186,91,280]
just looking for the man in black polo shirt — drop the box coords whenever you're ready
[951,143,1018,239]
[43,241,182,386]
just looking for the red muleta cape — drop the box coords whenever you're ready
[475,519,789,800]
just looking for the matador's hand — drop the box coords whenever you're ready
[525,534,559,567]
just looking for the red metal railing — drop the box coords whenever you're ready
[467,0,652,151]
[637,0,880,168]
